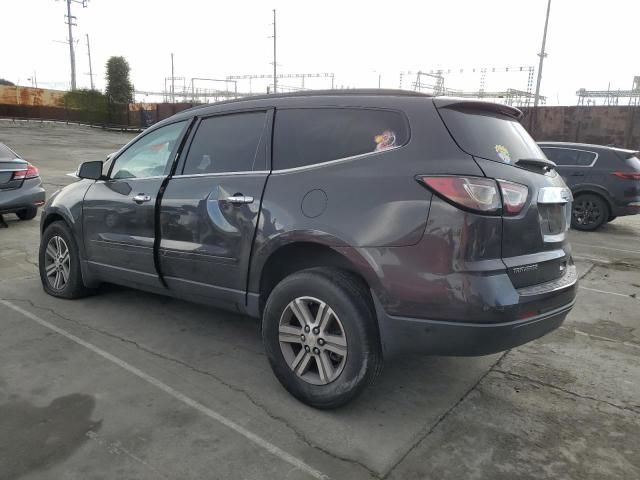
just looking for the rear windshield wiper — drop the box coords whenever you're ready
[515,157,556,172]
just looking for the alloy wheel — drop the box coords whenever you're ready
[278,296,348,385]
[573,199,603,227]
[44,235,71,290]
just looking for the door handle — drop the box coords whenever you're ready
[133,193,152,204]
[225,194,254,205]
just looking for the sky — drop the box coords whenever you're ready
[2,0,638,105]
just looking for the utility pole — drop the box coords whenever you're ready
[272,9,277,94]
[171,53,175,103]
[533,0,551,108]
[62,0,87,91]
[86,34,95,90]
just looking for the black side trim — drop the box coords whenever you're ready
[153,117,198,288]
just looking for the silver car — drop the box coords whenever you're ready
[0,143,45,221]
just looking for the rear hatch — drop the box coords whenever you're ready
[435,98,572,289]
[612,149,640,202]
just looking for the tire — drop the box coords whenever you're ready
[262,267,382,409]
[39,221,93,299]
[608,215,617,223]
[17,207,37,221]
[571,194,609,231]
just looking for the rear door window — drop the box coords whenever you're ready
[182,112,267,175]
[273,108,409,170]
[438,107,543,165]
[542,148,596,166]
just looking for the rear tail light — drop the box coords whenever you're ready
[417,176,501,214]
[417,176,529,216]
[12,163,39,180]
[497,179,529,216]
[611,171,640,180]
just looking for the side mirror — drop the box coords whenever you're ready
[77,161,104,180]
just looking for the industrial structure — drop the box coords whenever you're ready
[576,77,640,106]
[401,66,544,107]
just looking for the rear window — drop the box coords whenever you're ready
[0,144,17,160]
[438,107,543,164]
[541,147,597,166]
[626,155,640,171]
[273,108,409,170]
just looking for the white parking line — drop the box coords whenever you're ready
[561,327,640,351]
[579,285,637,299]
[572,242,640,255]
[572,255,611,264]
[0,299,329,480]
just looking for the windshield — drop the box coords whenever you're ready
[439,107,544,164]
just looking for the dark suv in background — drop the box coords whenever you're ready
[39,90,577,407]
[539,142,640,230]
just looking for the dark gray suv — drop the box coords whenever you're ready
[39,90,578,408]
[539,142,640,230]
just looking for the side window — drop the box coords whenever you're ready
[182,112,267,175]
[542,148,576,166]
[273,108,409,170]
[542,148,596,167]
[576,150,597,166]
[111,121,186,179]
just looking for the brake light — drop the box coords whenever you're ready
[12,163,39,180]
[497,179,529,216]
[417,176,501,214]
[611,171,640,180]
[417,176,529,216]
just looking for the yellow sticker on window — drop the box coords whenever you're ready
[495,144,511,163]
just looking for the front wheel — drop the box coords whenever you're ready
[39,221,93,299]
[262,268,382,409]
[571,194,609,231]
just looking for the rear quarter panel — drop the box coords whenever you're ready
[249,97,484,292]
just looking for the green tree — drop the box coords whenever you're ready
[105,56,134,104]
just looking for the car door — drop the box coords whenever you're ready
[82,120,188,289]
[158,109,272,310]
[541,147,597,188]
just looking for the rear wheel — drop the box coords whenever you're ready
[39,221,93,299]
[17,207,37,221]
[571,194,609,231]
[262,268,382,409]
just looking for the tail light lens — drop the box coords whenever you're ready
[418,176,501,214]
[12,163,39,180]
[611,171,640,180]
[417,176,529,216]
[497,179,529,216]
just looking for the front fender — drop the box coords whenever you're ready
[41,180,93,258]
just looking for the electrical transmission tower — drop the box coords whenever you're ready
[60,0,88,91]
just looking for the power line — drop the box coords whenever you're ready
[271,9,277,94]
[534,0,551,109]
[86,34,94,90]
[60,0,88,91]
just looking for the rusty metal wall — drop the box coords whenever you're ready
[0,86,66,107]
[521,106,640,150]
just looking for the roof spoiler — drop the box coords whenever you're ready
[433,97,523,120]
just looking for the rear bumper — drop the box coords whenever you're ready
[374,296,575,357]
[373,264,578,357]
[0,178,45,214]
